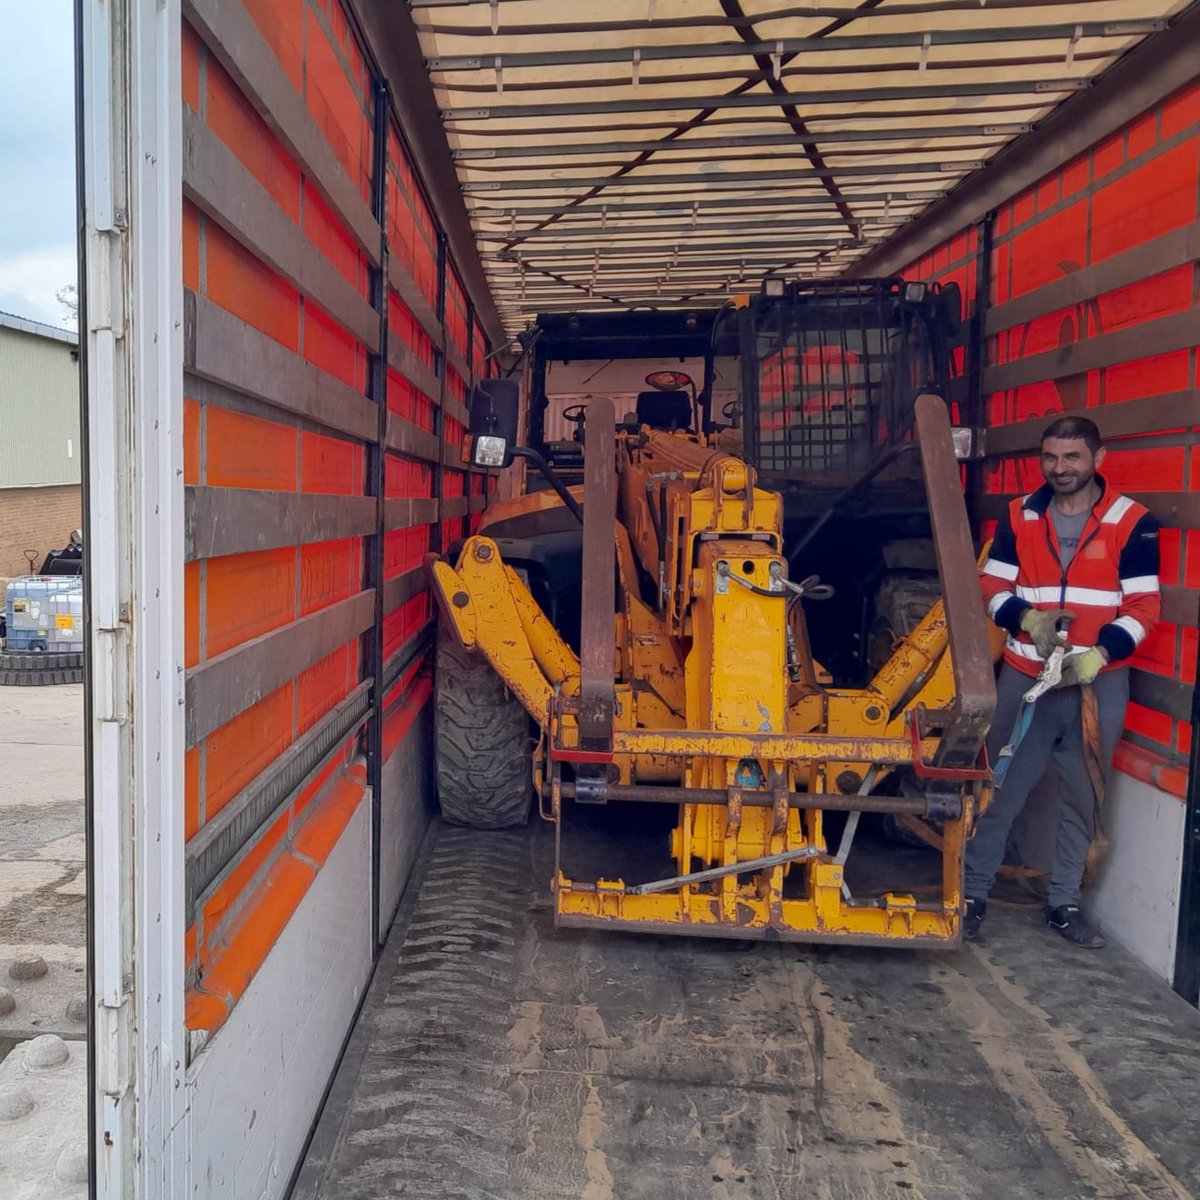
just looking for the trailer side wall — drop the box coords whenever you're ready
[85,2,492,1193]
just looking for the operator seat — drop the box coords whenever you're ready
[636,390,691,432]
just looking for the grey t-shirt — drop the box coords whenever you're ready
[1050,503,1092,570]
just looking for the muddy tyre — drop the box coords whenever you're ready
[868,573,944,849]
[434,625,532,828]
[867,571,942,677]
[0,651,84,686]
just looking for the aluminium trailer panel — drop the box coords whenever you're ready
[80,0,494,1194]
[83,2,393,1197]
[80,0,188,1194]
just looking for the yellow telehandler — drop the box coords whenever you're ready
[428,279,996,947]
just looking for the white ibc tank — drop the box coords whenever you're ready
[5,577,84,654]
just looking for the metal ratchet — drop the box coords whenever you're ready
[1022,631,1070,702]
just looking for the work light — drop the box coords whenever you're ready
[473,435,508,467]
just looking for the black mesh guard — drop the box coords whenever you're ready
[743,281,952,483]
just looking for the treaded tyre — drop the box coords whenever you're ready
[867,571,943,677]
[868,572,944,849]
[434,624,532,828]
[0,650,84,687]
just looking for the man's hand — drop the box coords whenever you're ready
[1019,607,1076,658]
[1059,647,1108,687]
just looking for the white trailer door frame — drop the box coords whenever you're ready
[79,0,187,1194]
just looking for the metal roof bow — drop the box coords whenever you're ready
[410,0,1190,332]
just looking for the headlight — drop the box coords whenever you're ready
[473,435,508,467]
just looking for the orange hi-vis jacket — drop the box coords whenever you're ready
[980,475,1161,677]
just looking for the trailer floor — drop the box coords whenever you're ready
[294,815,1200,1200]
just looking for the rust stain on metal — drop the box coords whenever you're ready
[772,792,788,835]
[727,786,743,834]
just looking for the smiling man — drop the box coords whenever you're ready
[967,416,1161,947]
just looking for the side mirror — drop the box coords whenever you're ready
[466,378,520,468]
[936,281,964,343]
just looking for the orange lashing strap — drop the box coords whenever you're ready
[1081,683,1110,887]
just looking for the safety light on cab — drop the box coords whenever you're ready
[473,435,509,467]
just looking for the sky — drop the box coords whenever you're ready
[0,1,77,328]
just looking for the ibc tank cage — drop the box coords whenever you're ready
[5,575,85,653]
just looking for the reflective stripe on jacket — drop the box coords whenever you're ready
[979,475,1160,677]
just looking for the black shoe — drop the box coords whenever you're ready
[963,897,987,941]
[1045,904,1105,949]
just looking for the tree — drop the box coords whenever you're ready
[56,283,78,328]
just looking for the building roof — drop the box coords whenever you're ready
[0,310,78,347]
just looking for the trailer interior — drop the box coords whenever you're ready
[77,1,1200,1197]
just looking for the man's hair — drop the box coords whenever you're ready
[1041,415,1102,453]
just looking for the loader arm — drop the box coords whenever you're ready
[428,384,993,947]
[427,547,579,726]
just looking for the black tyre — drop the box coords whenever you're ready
[867,571,942,676]
[434,624,532,828]
[0,650,84,687]
[868,573,944,849]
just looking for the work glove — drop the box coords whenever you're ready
[1019,607,1076,658]
[1059,647,1108,687]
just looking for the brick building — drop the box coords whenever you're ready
[0,311,82,579]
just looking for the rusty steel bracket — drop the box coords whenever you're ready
[550,747,615,765]
[907,705,990,782]
[578,395,617,753]
[914,394,996,770]
[547,691,614,764]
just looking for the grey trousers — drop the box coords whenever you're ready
[964,663,1129,908]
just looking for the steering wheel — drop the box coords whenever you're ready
[562,403,588,440]
[721,400,741,420]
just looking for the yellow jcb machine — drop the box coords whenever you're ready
[428,280,996,947]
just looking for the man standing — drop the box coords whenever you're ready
[968,416,1160,947]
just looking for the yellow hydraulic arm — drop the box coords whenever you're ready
[428,395,995,947]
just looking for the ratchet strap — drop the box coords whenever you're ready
[1081,683,1111,886]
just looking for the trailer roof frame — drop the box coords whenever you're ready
[425,22,1165,72]
[391,0,1194,331]
[440,79,1091,123]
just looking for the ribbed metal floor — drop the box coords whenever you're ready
[293,818,1200,1200]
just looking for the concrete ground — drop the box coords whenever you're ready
[296,819,1200,1200]
[0,1033,86,1199]
[0,684,87,1197]
[0,683,87,1046]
